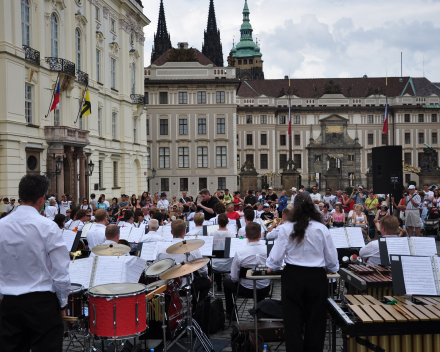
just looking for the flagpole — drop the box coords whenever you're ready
[45,73,60,118]
[288,71,292,161]
[74,83,88,124]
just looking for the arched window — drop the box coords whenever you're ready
[50,13,58,58]
[21,0,30,46]
[131,63,136,94]
[75,28,81,70]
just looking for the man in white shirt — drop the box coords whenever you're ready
[186,213,206,236]
[90,225,130,257]
[86,209,108,250]
[238,208,266,238]
[59,194,71,216]
[359,216,399,266]
[223,222,270,320]
[141,207,151,224]
[254,203,264,218]
[157,193,170,210]
[0,174,70,351]
[423,184,434,199]
[4,198,18,213]
[322,187,336,211]
[290,187,297,204]
[75,209,88,231]
[140,219,165,242]
[45,198,59,220]
[310,186,322,210]
[156,220,210,304]
[118,210,135,228]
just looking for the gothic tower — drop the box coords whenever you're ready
[229,0,264,80]
[151,0,172,64]
[202,0,224,67]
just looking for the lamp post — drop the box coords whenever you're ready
[45,155,63,201]
[147,168,156,192]
[77,159,95,199]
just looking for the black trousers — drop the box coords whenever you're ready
[0,291,63,352]
[192,276,211,305]
[281,264,328,352]
[223,277,270,315]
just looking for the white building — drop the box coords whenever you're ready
[0,0,150,204]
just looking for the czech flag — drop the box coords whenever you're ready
[50,79,60,112]
[382,98,388,134]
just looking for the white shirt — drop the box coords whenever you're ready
[156,245,208,278]
[266,220,339,273]
[59,201,71,216]
[77,220,85,231]
[81,204,93,215]
[359,240,382,266]
[254,210,264,218]
[45,205,58,220]
[291,194,296,204]
[323,195,337,211]
[230,242,269,289]
[118,221,135,228]
[211,230,235,250]
[238,223,265,238]
[310,193,322,210]
[103,200,110,208]
[64,219,73,229]
[187,227,205,237]
[140,230,165,243]
[90,239,130,258]
[266,227,281,240]
[425,190,434,198]
[157,199,170,209]
[86,223,106,250]
[187,212,197,221]
[0,206,70,306]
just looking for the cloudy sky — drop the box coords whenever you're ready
[142,0,440,82]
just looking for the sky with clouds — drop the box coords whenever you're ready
[142,0,440,82]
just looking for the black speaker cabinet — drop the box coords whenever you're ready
[372,146,404,199]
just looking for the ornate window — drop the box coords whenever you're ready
[21,0,30,46]
[110,58,116,89]
[216,147,227,167]
[25,84,32,123]
[75,29,81,70]
[50,14,58,58]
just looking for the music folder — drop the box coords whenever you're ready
[63,229,82,252]
[379,236,437,265]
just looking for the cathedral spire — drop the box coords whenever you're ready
[202,0,224,67]
[151,0,172,64]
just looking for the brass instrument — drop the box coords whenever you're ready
[118,239,130,247]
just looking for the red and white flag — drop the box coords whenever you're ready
[50,79,60,112]
[382,98,388,134]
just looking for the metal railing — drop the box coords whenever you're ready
[130,94,146,105]
[22,45,40,66]
[76,69,89,85]
[45,57,76,76]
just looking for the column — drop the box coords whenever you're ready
[79,156,86,200]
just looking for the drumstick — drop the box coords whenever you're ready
[137,251,140,258]
[118,252,120,258]
[375,268,386,280]
[394,304,415,319]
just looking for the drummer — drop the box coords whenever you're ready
[140,219,165,242]
[86,209,108,250]
[156,219,211,304]
[90,225,130,257]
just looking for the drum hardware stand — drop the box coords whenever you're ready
[159,293,168,352]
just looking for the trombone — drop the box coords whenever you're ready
[264,218,282,230]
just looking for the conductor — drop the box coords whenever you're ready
[266,192,339,352]
[0,174,71,352]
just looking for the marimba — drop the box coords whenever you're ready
[340,265,393,297]
[327,294,440,352]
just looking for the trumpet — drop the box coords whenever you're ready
[264,218,282,228]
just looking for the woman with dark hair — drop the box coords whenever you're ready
[107,197,120,223]
[140,191,149,207]
[130,194,137,208]
[54,214,66,229]
[133,208,144,226]
[266,192,339,352]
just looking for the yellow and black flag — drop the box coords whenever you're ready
[81,89,91,117]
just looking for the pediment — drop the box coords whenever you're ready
[319,114,348,122]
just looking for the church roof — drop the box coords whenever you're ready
[236,77,440,98]
[232,0,262,59]
[150,48,216,67]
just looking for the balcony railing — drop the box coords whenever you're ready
[76,69,89,86]
[45,126,90,147]
[22,45,40,66]
[45,57,76,76]
[130,94,146,105]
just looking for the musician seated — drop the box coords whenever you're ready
[156,219,210,304]
[90,225,130,257]
[64,209,72,228]
[260,204,274,221]
[75,209,87,231]
[359,216,399,266]
[159,206,170,224]
[223,222,270,320]
[254,203,264,218]
[140,219,165,242]
[118,209,135,228]
[86,209,108,250]
[238,208,265,238]
[186,213,206,236]
[267,205,293,240]
[141,207,151,225]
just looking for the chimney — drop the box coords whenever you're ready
[177,42,189,49]
[284,75,288,79]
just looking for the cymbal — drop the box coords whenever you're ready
[166,239,205,255]
[159,258,210,280]
[91,243,130,256]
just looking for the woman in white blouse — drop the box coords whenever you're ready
[266,192,339,352]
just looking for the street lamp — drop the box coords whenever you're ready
[77,159,95,180]
[147,168,156,192]
[45,155,63,200]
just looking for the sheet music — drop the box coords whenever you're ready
[81,223,93,238]
[345,227,365,248]
[154,239,184,260]
[140,243,158,261]
[138,223,147,232]
[386,237,411,258]
[410,237,437,257]
[207,225,219,235]
[226,223,237,235]
[68,220,81,230]
[329,228,350,248]
[188,221,196,232]
[401,256,438,296]
[69,258,94,289]
[128,228,144,243]
[119,227,132,241]
[92,257,125,287]
[229,238,247,257]
[123,257,147,283]
[63,230,78,252]
[187,236,213,256]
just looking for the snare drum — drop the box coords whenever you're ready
[63,283,85,331]
[143,258,175,284]
[88,283,147,339]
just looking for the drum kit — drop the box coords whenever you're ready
[63,239,213,352]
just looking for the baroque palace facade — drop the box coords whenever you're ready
[0,0,150,202]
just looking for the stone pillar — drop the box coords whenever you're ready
[417,172,440,188]
[281,159,300,191]
[79,156,86,201]
[239,160,258,196]
[47,144,65,199]
[324,170,340,192]
[73,154,79,203]
[366,169,373,190]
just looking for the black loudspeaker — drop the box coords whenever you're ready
[372,146,404,199]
